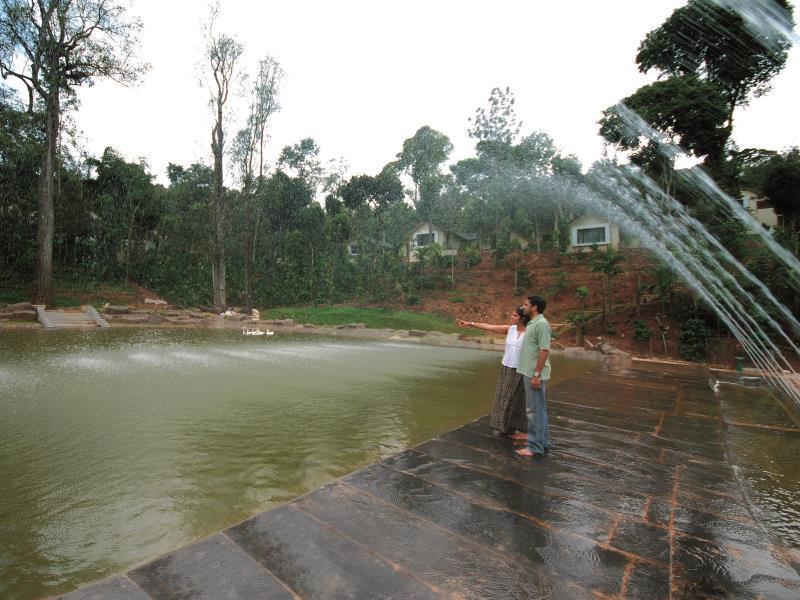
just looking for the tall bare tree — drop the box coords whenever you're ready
[202,5,242,309]
[0,0,146,304]
[232,55,282,309]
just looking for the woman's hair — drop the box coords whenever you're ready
[516,306,531,325]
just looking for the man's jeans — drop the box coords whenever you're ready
[522,376,549,455]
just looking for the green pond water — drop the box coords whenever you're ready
[718,382,800,550]
[0,328,594,599]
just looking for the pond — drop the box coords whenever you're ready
[718,381,800,550]
[0,328,594,599]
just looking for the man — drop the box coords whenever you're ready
[515,295,551,459]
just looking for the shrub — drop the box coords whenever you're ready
[678,317,713,361]
[463,245,481,268]
[632,319,653,341]
[449,297,465,303]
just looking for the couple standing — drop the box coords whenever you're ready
[460,295,551,459]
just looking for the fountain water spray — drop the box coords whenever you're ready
[538,0,800,406]
[711,0,800,48]
[551,128,800,407]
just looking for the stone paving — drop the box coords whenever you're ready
[61,363,800,599]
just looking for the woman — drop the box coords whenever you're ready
[458,308,529,438]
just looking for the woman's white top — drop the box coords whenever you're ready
[501,325,526,369]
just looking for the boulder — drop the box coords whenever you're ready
[103,305,129,315]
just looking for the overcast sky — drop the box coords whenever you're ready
[74,0,800,184]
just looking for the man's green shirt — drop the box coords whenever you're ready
[518,314,551,379]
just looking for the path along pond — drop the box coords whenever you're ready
[0,328,797,599]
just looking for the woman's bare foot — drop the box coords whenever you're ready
[515,448,535,456]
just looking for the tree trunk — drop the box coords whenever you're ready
[212,105,227,309]
[243,231,253,311]
[124,202,141,284]
[34,93,60,306]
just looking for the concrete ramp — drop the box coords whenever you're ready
[35,305,110,329]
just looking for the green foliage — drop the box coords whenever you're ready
[394,280,419,306]
[0,90,40,281]
[468,86,521,144]
[449,297,465,303]
[550,215,571,254]
[763,147,800,230]
[678,317,714,361]
[599,75,729,173]
[590,247,623,330]
[547,271,570,297]
[636,0,794,114]
[565,311,588,335]
[462,245,482,268]
[632,319,653,341]
[514,268,532,295]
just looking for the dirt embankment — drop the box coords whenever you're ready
[388,250,734,363]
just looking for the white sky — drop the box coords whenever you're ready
[74,0,800,184]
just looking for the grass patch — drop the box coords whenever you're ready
[259,305,466,333]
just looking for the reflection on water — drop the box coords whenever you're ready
[0,328,592,599]
[720,383,800,549]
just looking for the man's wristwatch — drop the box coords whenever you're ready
[533,371,541,378]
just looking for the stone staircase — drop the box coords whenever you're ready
[35,305,110,329]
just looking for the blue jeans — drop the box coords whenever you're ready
[522,376,549,454]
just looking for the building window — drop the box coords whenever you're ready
[416,232,435,246]
[575,226,607,245]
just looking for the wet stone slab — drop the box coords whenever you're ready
[60,366,800,599]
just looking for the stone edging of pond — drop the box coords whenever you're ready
[1,307,626,369]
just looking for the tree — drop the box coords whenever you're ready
[599,75,729,193]
[202,5,243,309]
[468,86,521,144]
[762,148,800,235]
[395,126,452,230]
[340,167,403,213]
[590,247,624,332]
[232,55,282,310]
[0,0,146,304]
[636,0,794,129]
[278,137,323,196]
[0,86,41,279]
[86,147,154,282]
[571,286,589,346]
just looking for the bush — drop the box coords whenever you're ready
[463,245,481,268]
[632,319,653,341]
[678,317,713,361]
[547,271,570,297]
[565,311,588,334]
[449,297,465,303]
